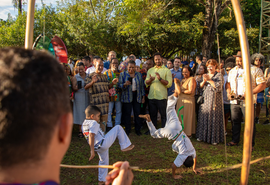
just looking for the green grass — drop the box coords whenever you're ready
[60,113,270,185]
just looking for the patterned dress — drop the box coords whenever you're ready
[85,72,110,115]
[196,72,224,144]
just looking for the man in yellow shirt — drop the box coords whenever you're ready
[145,53,172,129]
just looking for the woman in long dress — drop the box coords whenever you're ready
[196,59,224,145]
[72,62,89,137]
[176,65,196,137]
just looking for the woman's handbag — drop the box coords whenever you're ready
[197,90,205,104]
[197,95,204,104]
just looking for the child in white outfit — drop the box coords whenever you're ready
[82,105,134,184]
[140,78,201,179]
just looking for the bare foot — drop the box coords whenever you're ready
[173,175,183,179]
[174,78,181,96]
[139,114,151,122]
[122,144,135,152]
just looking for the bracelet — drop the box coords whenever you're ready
[159,78,162,81]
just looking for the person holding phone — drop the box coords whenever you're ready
[72,62,90,138]
[119,60,145,136]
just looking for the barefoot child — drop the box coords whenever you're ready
[82,105,134,184]
[139,79,200,179]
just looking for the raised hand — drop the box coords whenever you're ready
[92,74,98,83]
[155,72,161,80]
[149,74,155,81]
[112,78,119,85]
[124,80,131,86]
[172,73,176,79]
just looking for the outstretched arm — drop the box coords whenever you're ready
[192,156,202,174]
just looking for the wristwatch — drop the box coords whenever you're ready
[159,78,162,81]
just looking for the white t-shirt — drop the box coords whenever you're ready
[132,78,136,91]
[82,119,105,145]
[86,66,107,74]
[236,68,244,96]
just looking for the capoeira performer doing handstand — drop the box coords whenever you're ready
[140,78,201,179]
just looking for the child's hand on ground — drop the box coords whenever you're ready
[89,150,95,161]
[105,161,133,185]
[193,168,202,174]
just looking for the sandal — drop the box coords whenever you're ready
[226,142,238,146]
[78,132,84,138]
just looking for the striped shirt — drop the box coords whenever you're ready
[119,71,145,103]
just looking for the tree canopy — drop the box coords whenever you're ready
[0,0,263,60]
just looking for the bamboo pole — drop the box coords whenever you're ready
[60,164,139,170]
[25,0,36,49]
[231,0,254,184]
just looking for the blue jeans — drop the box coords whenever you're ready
[265,87,269,117]
[107,101,122,127]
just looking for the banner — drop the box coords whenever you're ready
[51,35,68,63]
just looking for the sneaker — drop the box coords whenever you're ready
[122,144,135,152]
[254,117,259,124]
[212,143,218,145]
[197,138,202,142]
[225,132,227,135]
[263,119,269,125]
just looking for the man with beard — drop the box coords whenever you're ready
[145,53,172,128]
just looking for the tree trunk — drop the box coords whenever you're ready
[201,0,230,59]
[18,0,22,15]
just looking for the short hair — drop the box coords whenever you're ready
[182,65,194,76]
[111,58,118,63]
[225,62,236,69]
[225,56,235,64]
[174,57,181,62]
[183,156,194,168]
[128,55,135,61]
[108,51,116,56]
[206,59,218,68]
[196,55,202,61]
[76,62,85,67]
[153,52,163,58]
[0,47,71,168]
[93,56,102,61]
[83,56,90,62]
[128,60,136,66]
[85,105,101,117]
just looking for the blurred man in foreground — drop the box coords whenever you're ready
[0,47,133,185]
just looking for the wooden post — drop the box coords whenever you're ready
[231,0,254,184]
[25,0,36,49]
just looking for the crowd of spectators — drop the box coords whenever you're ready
[66,50,268,149]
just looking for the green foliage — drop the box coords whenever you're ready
[0,0,263,59]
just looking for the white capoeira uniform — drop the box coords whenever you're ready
[82,120,131,182]
[146,95,196,167]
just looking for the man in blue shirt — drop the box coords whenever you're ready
[103,51,117,69]
[168,57,183,96]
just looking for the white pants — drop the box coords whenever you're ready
[96,125,131,182]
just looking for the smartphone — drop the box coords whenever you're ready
[77,81,82,89]
[128,77,133,84]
